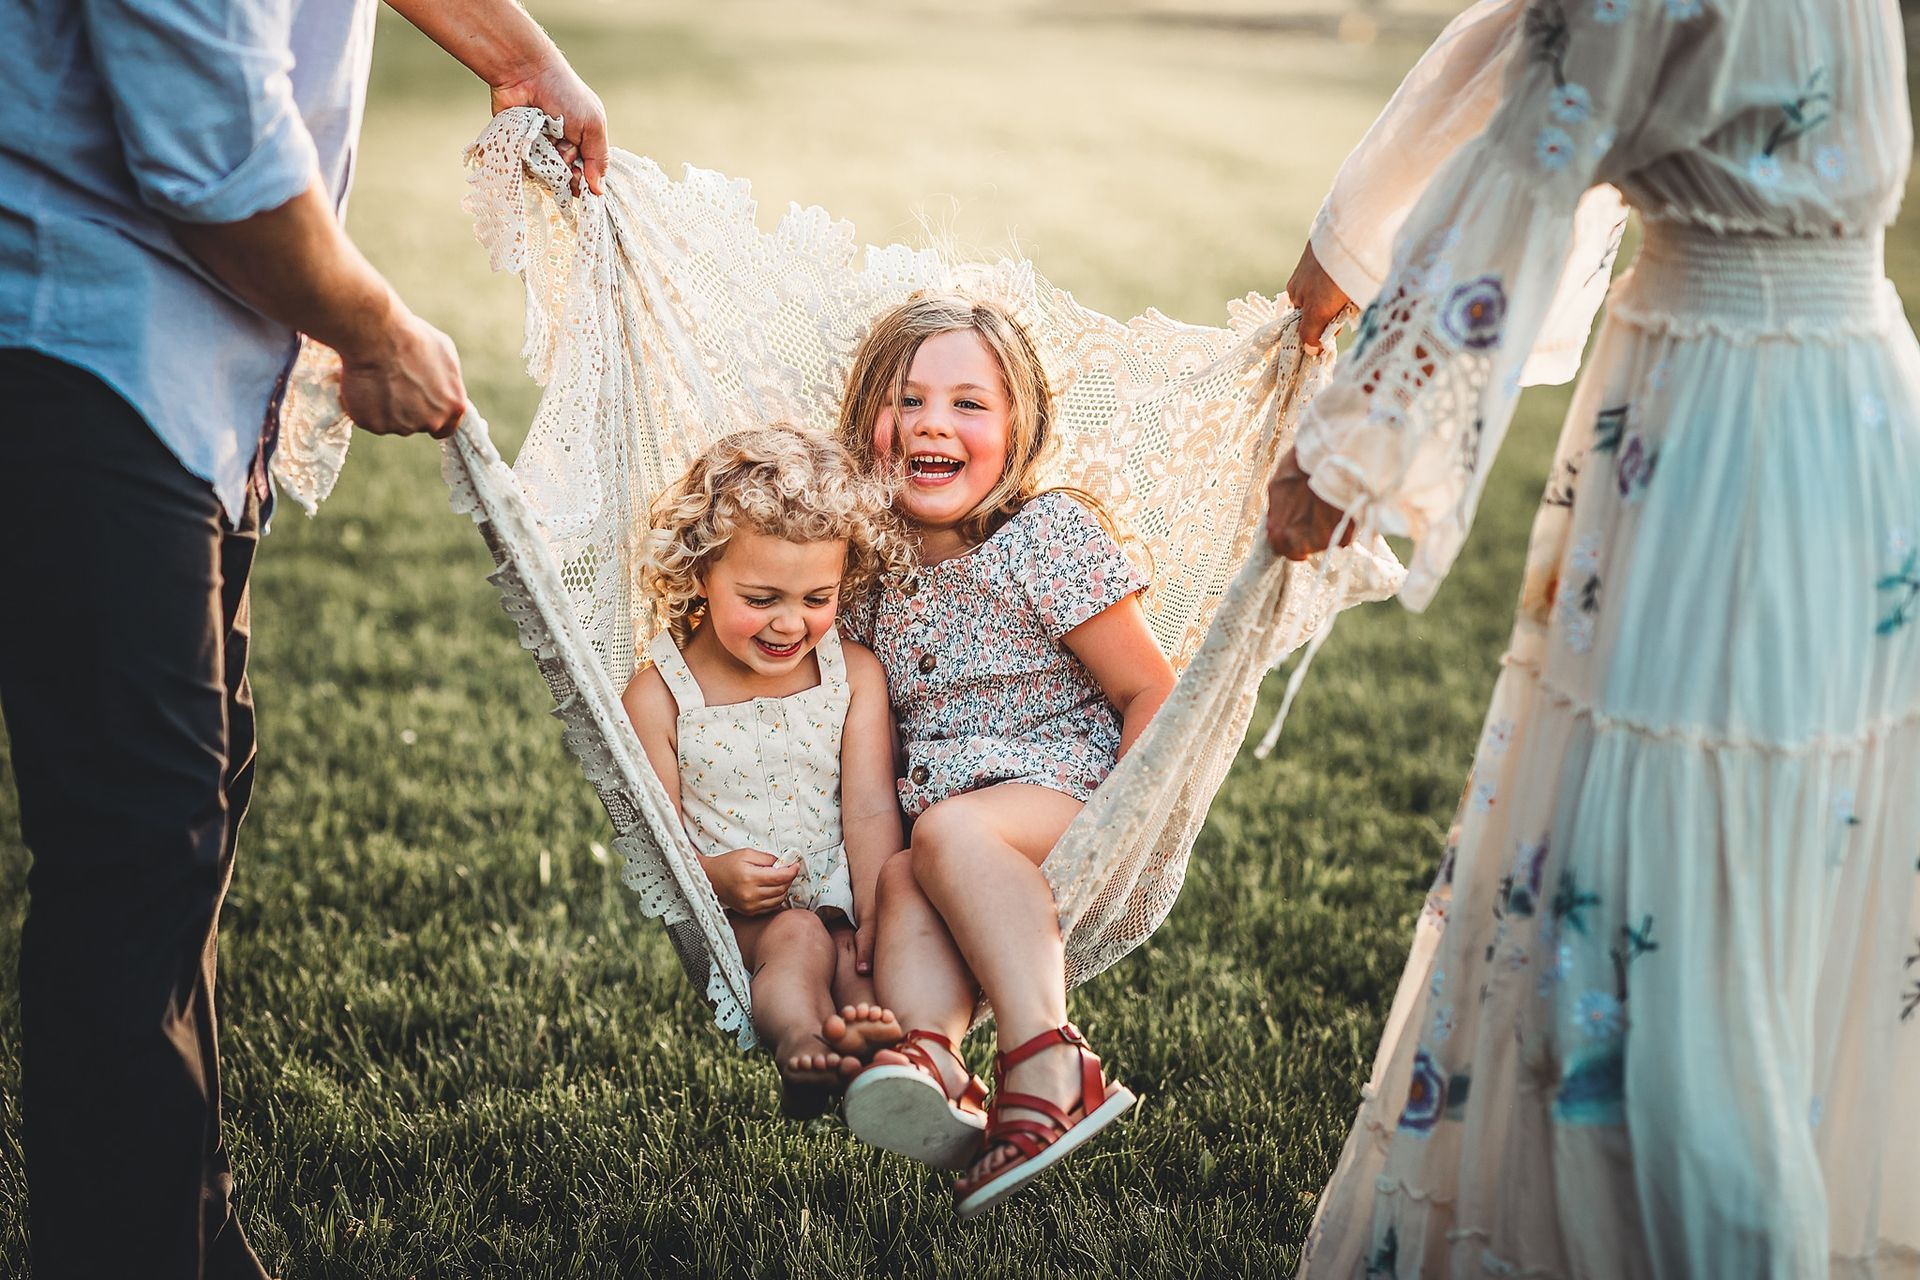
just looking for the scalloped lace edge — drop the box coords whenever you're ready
[1500,654,1920,757]
[441,418,758,1050]
[1605,290,1898,346]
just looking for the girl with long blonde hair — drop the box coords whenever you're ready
[834,293,1177,1217]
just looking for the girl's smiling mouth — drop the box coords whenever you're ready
[908,452,965,485]
[754,635,803,659]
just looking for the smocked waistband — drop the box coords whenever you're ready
[1608,221,1894,342]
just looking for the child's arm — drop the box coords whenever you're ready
[1063,593,1177,757]
[839,640,905,976]
[620,666,685,819]
[622,665,798,914]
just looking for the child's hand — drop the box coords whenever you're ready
[853,918,876,978]
[705,848,802,915]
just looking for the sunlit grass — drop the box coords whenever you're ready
[3,4,1917,1275]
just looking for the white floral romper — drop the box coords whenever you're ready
[847,491,1148,817]
[648,627,857,922]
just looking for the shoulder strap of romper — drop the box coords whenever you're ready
[647,631,706,711]
[815,626,848,695]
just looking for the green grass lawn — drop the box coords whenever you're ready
[2,5,1916,1276]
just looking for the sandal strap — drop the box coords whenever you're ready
[979,1119,1062,1163]
[991,1023,1108,1117]
[996,1022,1089,1074]
[899,1028,988,1111]
[986,1090,1075,1133]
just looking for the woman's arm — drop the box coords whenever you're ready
[1063,594,1176,757]
[839,642,906,975]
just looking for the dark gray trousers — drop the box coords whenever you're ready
[0,348,270,1280]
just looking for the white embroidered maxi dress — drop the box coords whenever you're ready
[1292,2,1919,1277]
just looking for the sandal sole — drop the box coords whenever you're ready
[953,1085,1138,1221]
[844,1064,987,1170]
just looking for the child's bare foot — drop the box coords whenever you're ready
[777,1039,862,1120]
[822,1003,904,1061]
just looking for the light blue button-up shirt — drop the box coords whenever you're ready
[0,0,378,521]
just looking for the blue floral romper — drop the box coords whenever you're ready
[846,491,1148,817]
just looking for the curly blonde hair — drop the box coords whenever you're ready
[835,290,1119,547]
[642,424,915,644]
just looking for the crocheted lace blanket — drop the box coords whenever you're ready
[275,109,1404,1044]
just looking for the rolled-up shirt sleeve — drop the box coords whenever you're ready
[81,0,317,224]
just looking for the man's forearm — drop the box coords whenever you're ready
[169,180,404,359]
[384,0,557,91]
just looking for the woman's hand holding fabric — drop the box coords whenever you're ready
[1286,242,1352,354]
[705,848,801,915]
[1265,447,1355,561]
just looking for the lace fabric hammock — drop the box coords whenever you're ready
[276,109,1403,1047]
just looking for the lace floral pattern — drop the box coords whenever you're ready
[275,110,1404,1039]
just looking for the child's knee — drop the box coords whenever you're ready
[907,798,976,867]
[757,907,833,965]
[875,848,917,904]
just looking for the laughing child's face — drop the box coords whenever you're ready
[695,530,847,677]
[872,328,1012,542]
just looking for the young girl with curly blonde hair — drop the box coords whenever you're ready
[834,294,1177,1217]
[621,424,916,1116]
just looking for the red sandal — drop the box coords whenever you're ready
[844,1029,989,1170]
[953,1023,1137,1220]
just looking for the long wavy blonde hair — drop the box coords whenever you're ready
[642,424,915,644]
[835,291,1117,548]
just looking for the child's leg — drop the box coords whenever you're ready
[905,785,1097,1180]
[733,907,858,1114]
[865,848,985,1099]
[822,919,903,1058]
[826,919,876,1007]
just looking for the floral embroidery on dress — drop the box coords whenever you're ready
[1555,567,1602,654]
[1903,941,1919,1022]
[1592,404,1629,453]
[1397,1048,1449,1136]
[1750,68,1833,187]
[1365,1226,1400,1279]
[1615,433,1660,503]
[1549,83,1594,124]
[1554,1043,1626,1124]
[1536,127,1576,171]
[1876,549,1918,635]
[1575,989,1625,1039]
[1440,277,1509,349]
[1591,0,1628,24]
[1551,869,1601,935]
[1663,0,1703,19]
[1507,837,1551,916]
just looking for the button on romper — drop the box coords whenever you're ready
[648,627,857,922]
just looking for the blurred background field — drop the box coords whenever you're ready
[3,3,1918,1276]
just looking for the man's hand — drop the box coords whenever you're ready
[705,848,801,916]
[1266,447,1356,561]
[384,0,611,197]
[169,182,465,440]
[490,60,610,197]
[1286,241,1352,354]
[337,309,467,440]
